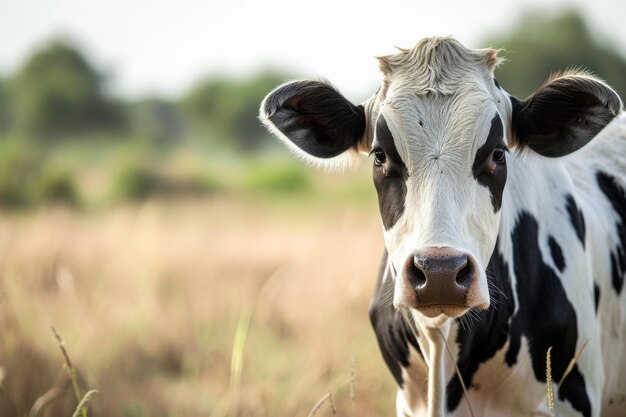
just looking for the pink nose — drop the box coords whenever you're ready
[402,247,476,308]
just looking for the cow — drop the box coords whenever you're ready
[258,37,626,417]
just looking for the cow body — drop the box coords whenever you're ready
[372,114,626,416]
[259,37,625,417]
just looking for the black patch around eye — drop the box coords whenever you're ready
[373,116,408,230]
[373,149,386,166]
[472,113,507,212]
[375,116,405,166]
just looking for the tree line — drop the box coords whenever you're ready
[0,41,290,151]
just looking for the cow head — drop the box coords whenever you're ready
[259,37,622,328]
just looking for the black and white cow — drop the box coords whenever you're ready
[259,37,626,417]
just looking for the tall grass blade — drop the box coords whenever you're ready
[559,338,590,385]
[438,327,475,417]
[30,387,64,417]
[72,390,99,417]
[546,347,554,417]
[305,392,337,417]
[51,326,87,417]
[307,393,331,417]
[328,392,337,417]
[349,359,356,409]
[228,309,251,417]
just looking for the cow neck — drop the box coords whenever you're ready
[412,318,453,417]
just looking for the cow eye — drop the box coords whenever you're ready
[373,149,387,166]
[493,148,505,163]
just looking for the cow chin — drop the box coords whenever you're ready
[412,309,457,329]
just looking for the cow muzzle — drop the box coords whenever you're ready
[394,247,485,320]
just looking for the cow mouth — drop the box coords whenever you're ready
[417,304,470,319]
[411,300,490,328]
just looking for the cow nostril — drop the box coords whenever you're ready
[409,257,427,288]
[456,261,472,287]
[414,268,427,288]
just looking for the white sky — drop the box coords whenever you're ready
[1,0,625,100]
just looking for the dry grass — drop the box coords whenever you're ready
[0,194,394,416]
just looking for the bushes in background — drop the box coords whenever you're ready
[0,139,79,209]
[108,158,222,203]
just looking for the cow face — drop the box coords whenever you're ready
[259,37,622,328]
[370,80,509,327]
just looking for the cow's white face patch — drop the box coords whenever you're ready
[369,44,513,327]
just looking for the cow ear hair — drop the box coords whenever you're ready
[510,71,623,157]
[259,80,369,169]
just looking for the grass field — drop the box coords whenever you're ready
[0,180,399,416]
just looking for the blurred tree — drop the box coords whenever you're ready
[486,10,626,99]
[0,77,12,133]
[181,71,289,151]
[12,39,124,138]
[130,98,183,146]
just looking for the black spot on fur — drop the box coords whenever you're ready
[446,244,514,412]
[565,194,586,247]
[610,253,625,294]
[494,78,501,89]
[373,115,408,230]
[472,113,507,212]
[505,212,591,417]
[369,251,421,387]
[596,171,626,294]
[594,283,600,314]
[548,236,566,272]
[262,80,365,158]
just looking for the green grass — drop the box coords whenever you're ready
[243,160,312,194]
[51,326,97,417]
[0,134,376,212]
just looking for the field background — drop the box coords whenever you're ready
[0,175,394,417]
[1,5,626,417]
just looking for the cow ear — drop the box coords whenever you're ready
[259,80,368,167]
[511,72,623,157]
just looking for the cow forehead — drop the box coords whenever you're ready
[366,37,508,163]
[376,37,499,95]
[375,91,500,173]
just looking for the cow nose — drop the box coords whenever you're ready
[403,247,474,307]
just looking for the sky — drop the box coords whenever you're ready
[1,0,625,100]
